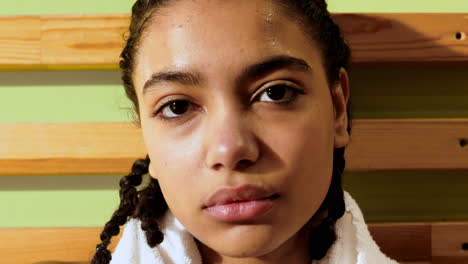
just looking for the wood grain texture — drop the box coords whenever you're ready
[333,13,468,64]
[1,13,468,70]
[368,222,432,262]
[346,119,468,171]
[1,119,467,175]
[370,222,468,264]
[0,122,146,175]
[0,14,129,70]
[1,222,467,263]
[0,227,122,263]
[432,257,468,264]
[41,15,128,67]
[0,16,41,65]
[432,222,468,258]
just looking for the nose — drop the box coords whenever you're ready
[203,109,259,171]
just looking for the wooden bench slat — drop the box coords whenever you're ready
[0,122,146,175]
[0,16,41,65]
[0,227,122,263]
[1,13,468,70]
[432,257,468,264]
[333,13,468,64]
[345,119,468,171]
[1,222,467,263]
[432,223,468,258]
[1,119,467,175]
[368,223,432,261]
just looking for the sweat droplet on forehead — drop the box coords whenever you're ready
[255,4,297,49]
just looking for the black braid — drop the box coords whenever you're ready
[133,177,168,247]
[91,155,149,264]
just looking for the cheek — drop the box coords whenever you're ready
[263,102,335,210]
[149,142,198,180]
[267,105,335,171]
[143,120,201,173]
[142,125,204,212]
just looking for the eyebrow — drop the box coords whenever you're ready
[142,55,312,95]
[143,70,202,95]
[236,55,312,85]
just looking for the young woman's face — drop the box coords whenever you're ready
[134,0,349,262]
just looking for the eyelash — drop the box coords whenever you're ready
[151,84,305,122]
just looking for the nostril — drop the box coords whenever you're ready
[236,159,253,170]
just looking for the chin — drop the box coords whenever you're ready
[214,243,275,259]
[205,225,281,258]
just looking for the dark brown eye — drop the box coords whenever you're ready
[160,100,190,118]
[258,84,300,103]
[266,86,286,100]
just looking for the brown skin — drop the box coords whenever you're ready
[133,0,350,263]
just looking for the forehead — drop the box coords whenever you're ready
[133,0,321,92]
[152,0,290,37]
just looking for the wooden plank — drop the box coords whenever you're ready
[333,13,468,64]
[1,119,467,175]
[0,16,41,66]
[0,122,146,175]
[41,15,129,68]
[368,222,432,262]
[0,13,467,70]
[1,222,466,263]
[346,119,468,171]
[0,14,129,70]
[0,227,122,263]
[432,222,468,258]
[432,256,468,264]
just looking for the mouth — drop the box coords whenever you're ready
[202,184,280,222]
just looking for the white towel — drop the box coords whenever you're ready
[314,192,399,264]
[110,191,398,264]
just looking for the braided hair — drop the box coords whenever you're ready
[91,155,168,263]
[92,0,351,263]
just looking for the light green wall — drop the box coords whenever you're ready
[1,0,468,14]
[0,0,134,15]
[0,71,133,123]
[1,0,468,227]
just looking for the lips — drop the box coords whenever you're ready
[202,184,280,222]
[202,184,278,208]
